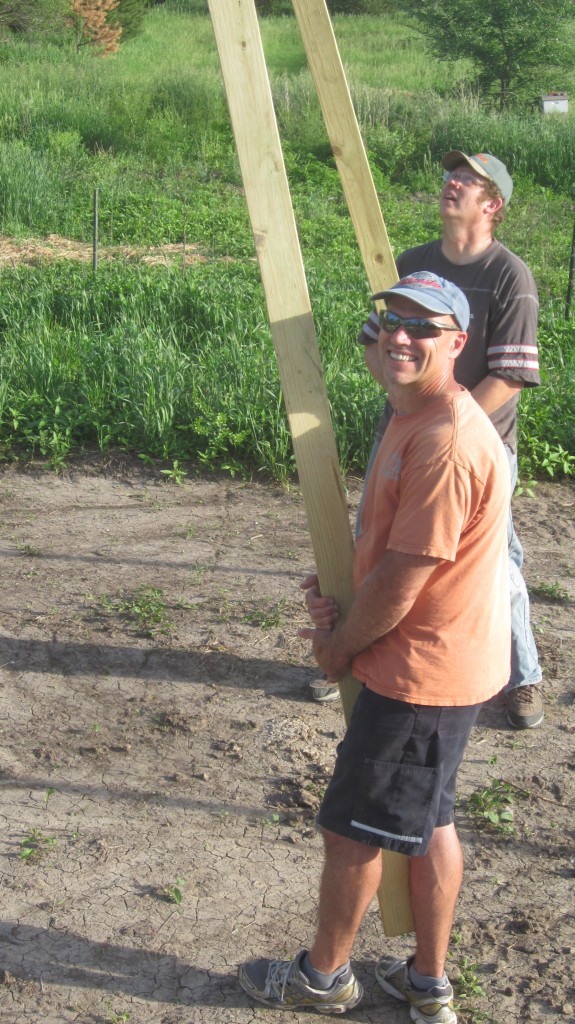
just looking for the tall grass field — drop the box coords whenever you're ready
[0,2,574,480]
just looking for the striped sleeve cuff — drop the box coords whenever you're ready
[487,344,540,374]
[357,310,380,345]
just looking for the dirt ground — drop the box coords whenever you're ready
[0,456,574,1024]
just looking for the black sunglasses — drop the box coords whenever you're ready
[378,310,460,340]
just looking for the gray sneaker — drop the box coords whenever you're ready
[506,684,544,729]
[309,679,340,703]
[376,956,456,1024]
[239,948,362,1014]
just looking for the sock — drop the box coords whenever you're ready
[301,952,351,990]
[408,961,449,991]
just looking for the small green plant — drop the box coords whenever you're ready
[17,543,40,557]
[192,561,206,583]
[95,586,173,637]
[160,459,188,485]
[528,580,570,604]
[514,477,536,498]
[465,778,528,835]
[162,878,185,904]
[20,828,57,862]
[44,786,56,808]
[456,956,485,998]
[217,591,232,623]
[103,1003,131,1024]
[263,812,280,826]
[244,598,286,629]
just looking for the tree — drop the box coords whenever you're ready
[389,0,575,110]
[68,0,122,55]
[0,0,70,38]
[113,0,149,40]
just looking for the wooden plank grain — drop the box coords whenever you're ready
[291,0,412,937]
[291,0,398,295]
[208,0,412,938]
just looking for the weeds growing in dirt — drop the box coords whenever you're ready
[20,828,57,862]
[17,543,40,557]
[94,586,173,637]
[160,459,188,485]
[162,879,185,904]
[244,598,287,629]
[528,580,570,604]
[103,1003,131,1024]
[464,778,529,835]
[456,956,486,998]
[449,933,492,1023]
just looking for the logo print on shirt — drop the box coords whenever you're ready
[380,451,402,480]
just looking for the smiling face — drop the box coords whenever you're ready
[378,296,467,412]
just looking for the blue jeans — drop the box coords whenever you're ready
[357,426,542,694]
[505,446,542,692]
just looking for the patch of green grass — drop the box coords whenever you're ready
[243,598,287,629]
[528,580,570,603]
[95,586,173,637]
[0,9,573,480]
[16,542,40,556]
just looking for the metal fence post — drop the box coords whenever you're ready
[93,189,99,274]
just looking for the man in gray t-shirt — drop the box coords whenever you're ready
[311,152,543,730]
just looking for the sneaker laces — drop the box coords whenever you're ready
[264,958,295,1000]
[513,686,538,706]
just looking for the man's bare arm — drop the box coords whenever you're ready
[471,376,523,415]
[300,548,442,680]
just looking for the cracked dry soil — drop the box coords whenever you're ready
[0,457,574,1024]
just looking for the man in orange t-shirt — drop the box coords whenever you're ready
[352,372,510,706]
[238,273,510,1024]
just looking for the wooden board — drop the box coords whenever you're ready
[208,0,411,937]
[291,0,398,295]
[290,0,412,937]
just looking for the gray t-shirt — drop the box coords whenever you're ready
[358,239,540,450]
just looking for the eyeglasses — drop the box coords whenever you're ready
[378,310,460,339]
[442,169,484,187]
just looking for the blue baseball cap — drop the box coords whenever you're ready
[372,271,470,331]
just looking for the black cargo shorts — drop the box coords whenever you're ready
[317,687,481,856]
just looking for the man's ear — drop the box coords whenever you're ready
[483,195,504,218]
[451,331,467,359]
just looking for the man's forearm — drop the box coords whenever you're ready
[471,375,523,415]
[311,550,441,678]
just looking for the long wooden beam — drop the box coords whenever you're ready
[291,0,397,294]
[291,0,412,937]
[208,0,411,937]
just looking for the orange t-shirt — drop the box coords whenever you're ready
[352,391,511,706]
